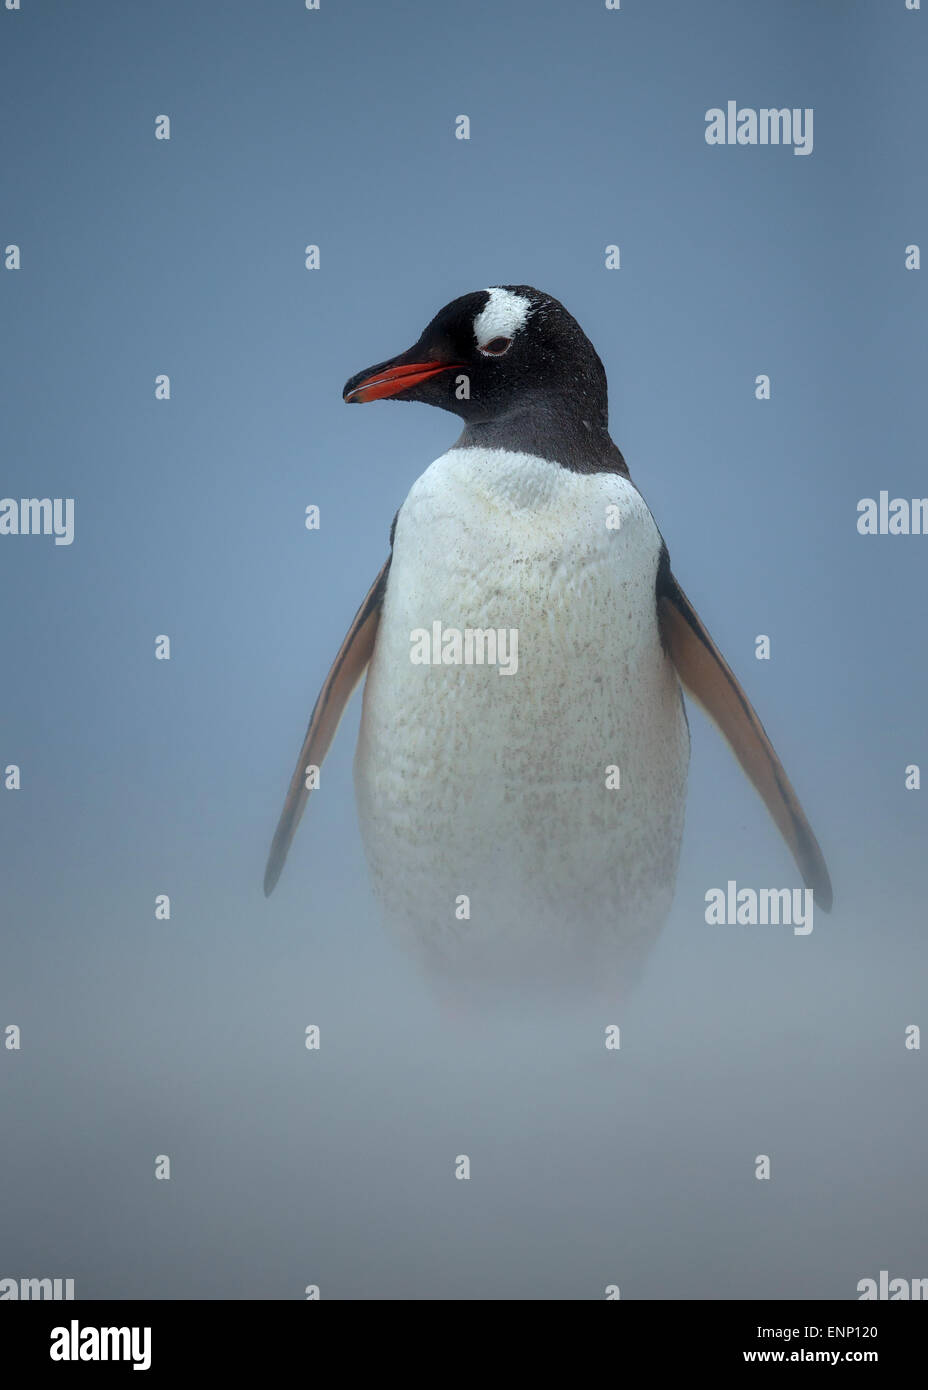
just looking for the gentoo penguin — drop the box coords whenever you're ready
[264,286,831,994]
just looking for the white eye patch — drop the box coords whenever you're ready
[473,287,532,348]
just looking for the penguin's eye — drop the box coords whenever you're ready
[478,336,513,357]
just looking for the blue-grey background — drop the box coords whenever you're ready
[1,0,925,1299]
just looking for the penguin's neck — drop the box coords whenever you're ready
[454,400,626,477]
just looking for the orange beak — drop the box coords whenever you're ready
[343,359,464,403]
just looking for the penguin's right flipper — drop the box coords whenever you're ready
[263,558,390,896]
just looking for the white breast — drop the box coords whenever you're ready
[354,447,689,995]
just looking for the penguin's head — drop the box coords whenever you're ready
[342,286,608,429]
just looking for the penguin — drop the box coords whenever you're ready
[264,286,831,995]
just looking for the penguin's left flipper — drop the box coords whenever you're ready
[658,568,833,910]
[263,558,391,897]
